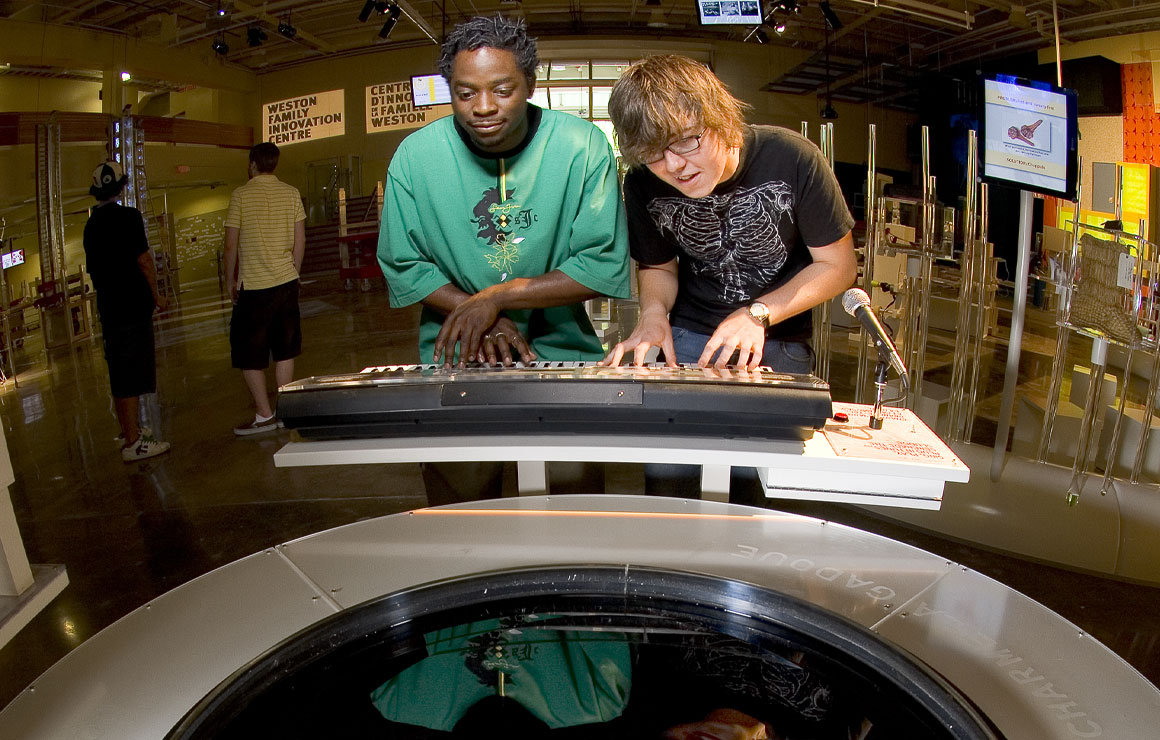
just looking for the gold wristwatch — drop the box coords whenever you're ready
[746,302,771,327]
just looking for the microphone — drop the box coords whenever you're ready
[842,288,907,378]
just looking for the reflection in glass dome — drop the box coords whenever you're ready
[365,613,863,739]
[169,567,997,740]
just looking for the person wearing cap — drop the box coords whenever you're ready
[224,142,306,435]
[601,55,856,373]
[377,14,629,503]
[83,161,171,462]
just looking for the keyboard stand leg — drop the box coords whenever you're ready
[700,465,730,503]
[517,460,549,496]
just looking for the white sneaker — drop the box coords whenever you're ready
[122,434,171,462]
[114,427,152,444]
[233,414,280,436]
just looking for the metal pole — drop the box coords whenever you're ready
[991,189,1034,480]
[964,182,990,442]
[857,124,877,403]
[1038,158,1084,461]
[947,130,979,439]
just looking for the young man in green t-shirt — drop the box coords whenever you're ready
[377,15,629,503]
[379,14,629,368]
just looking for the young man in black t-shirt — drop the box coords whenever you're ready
[84,161,170,462]
[602,55,856,373]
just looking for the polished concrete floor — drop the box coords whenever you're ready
[0,275,1158,713]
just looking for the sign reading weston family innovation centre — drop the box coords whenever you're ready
[263,90,345,146]
[365,81,451,134]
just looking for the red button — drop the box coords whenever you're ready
[832,412,849,423]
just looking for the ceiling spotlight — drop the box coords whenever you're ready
[774,22,787,33]
[246,25,267,47]
[358,0,377,22]
[820,103,838,120]
[773,0,801,13]
[378,3,401,39]
[278,20,296,38]
[120,71,131,82]
[211,37,229,55]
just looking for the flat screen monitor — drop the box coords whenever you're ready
[980,74,1078,201]
[1,249,23,270]
[697,1,763,25]
[410,73,451,107]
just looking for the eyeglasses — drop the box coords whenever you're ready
[644,130,706,164]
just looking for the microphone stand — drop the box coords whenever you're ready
[870,359,910,430]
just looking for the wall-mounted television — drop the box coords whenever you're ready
[980,74,1078,201]
[410,73,451,107]
[697,1,763,25]
[1,249,23,270]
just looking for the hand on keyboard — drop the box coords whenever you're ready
[599,310,678,368]
[476,316,535,367]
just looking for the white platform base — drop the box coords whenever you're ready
[0,564,68,650]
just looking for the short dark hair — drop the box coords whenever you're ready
[250,142,280,173]
[437,14,538,90]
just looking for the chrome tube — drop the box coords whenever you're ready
[857,125,878,403]
[1067,338,1108,505]
[947,131,980,440]
[1040,158,1085,459]
[964,182,990,442]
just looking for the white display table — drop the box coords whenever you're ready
[275,402,968,510]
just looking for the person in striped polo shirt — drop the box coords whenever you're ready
[224,142,306,435]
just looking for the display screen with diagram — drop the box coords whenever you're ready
[981,74,1078,200]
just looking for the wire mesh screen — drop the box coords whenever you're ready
[1063,228,1147,348]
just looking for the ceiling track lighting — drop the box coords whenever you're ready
[278,9,296,39]
[378,3,402,39]
[358,0,378,23]
[211,36,229,55]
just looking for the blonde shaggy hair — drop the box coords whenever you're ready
[608,55,751,167]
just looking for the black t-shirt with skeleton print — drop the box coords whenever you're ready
[624,125,854,342]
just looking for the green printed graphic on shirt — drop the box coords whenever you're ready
[472,185,538,275]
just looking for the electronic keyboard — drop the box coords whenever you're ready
[277,362,833,441]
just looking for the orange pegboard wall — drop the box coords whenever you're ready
[1123,63,1157,166]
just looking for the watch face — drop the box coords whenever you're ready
[749,303,769,325]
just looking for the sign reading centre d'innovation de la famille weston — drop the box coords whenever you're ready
[262,90,345,146]
[365,81,451,134]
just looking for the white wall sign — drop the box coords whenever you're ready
[263,89,345,146]
[366,81,452,134]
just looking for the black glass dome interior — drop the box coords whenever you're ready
[167,566,1002,739]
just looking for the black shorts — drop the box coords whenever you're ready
[230,280,302,370]
[103,319,156,398]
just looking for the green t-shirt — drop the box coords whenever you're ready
[379,106,630,362]
[369,619,632,731]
